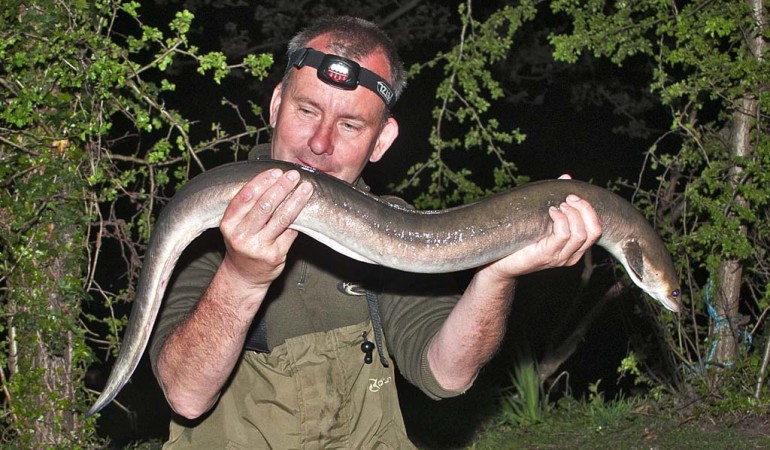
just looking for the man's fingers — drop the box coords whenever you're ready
[557,195,602,266]
[222,168,283,229]
[547,203,584,265]
[547,205,571,246]
[221,169,312,250]
[270,179,314,236]
[565,195,602,246]
[241,170,302,238]
[543,192,604,267]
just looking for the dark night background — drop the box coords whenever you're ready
[91,2,675,447]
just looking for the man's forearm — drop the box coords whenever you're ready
[427,270,516,392]
[157,266,266,419]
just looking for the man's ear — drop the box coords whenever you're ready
[369,117,399,163]
[269,84,283,127]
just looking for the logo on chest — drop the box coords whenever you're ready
[337,281,367,297]
[368,376,393,393]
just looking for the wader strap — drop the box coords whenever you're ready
[365,290,390,367]
[244,313,269,353]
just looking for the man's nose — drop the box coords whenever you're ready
[308,122,334,156]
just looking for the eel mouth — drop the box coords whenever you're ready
[659,289,682,313]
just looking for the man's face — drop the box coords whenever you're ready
[269,36,399,184]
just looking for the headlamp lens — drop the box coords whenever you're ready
[318,54,360,90]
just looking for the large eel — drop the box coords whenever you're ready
[86,159,681,416]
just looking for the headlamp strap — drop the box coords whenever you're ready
[287,48,396,109]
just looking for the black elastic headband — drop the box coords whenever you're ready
[287,48,397,110]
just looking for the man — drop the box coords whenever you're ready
[149,16,602,448]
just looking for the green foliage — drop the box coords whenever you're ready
[617,351,666,400]
[549,0,770,405]
[689,359,766,415]
[0,0,272,446]
[407,0,769,417]
[394,0,533,209]
[500,360,546,426]
[582,380,640,432]
[549,0,661,65]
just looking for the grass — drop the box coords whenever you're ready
[500,362,546,427]
[467,395,770,450]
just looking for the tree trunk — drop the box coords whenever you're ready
[712,99,754,365]
[713,258,744,364]
[712,0,766,365]
[2,157,87,447]
[33,227,79,444]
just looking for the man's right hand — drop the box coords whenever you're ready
[218,168,314,295]
[157,168,313,419]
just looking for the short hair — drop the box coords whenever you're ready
[282,16,406,102]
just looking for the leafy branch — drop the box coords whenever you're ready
[0,1,273,445]
[393,0,534,209]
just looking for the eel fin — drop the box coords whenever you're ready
[622,239,644,281]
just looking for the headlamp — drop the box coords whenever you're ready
[287,48,397,110]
